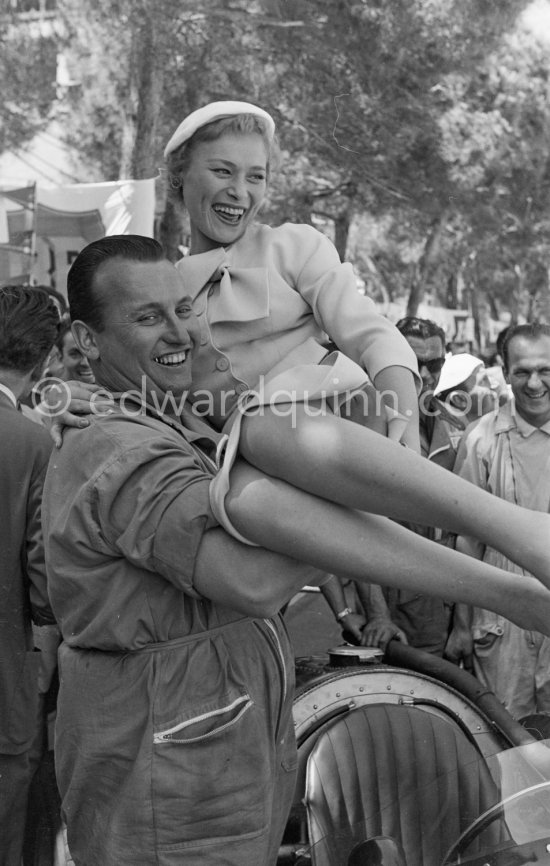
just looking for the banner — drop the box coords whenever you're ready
[0,184,36,285]
[0,177,156,294]
[34,178,156,295]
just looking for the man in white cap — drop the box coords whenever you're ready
[434,351,497,427]
[447,323,550,719]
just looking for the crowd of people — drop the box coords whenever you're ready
[2,100,550,866]
[322,318,550,713]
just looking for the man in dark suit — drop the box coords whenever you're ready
[0,285,59,866]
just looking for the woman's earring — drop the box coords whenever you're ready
[168,174,183,190]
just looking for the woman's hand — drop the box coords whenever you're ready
[374,366,421,454]
[38,381,115,447]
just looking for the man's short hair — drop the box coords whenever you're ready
[0,285,59,374]
[395,316,446,349]
[34,285,69,320]
[501,322,550,371]
[67,235,166,332]
[55,320,72,354]
[495,325,511,360]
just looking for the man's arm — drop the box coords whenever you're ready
[193,527,325,617]
[27,455,61,692]
[26,461,57,627]
[93,428,325,618]
[320,575,366,643]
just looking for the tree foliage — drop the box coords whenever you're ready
[0,13,57,152]
[4,0,550,323]
[436,23,550,320]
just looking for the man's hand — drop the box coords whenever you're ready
[338,611,367,644]
[444,625,474,670]
[361,617,408,652]
[37,381,115,447]
[444,602,474,669]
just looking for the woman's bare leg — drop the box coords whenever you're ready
[237,406,550,586]
[225,461,550,636]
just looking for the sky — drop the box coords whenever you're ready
[521,0,550,43]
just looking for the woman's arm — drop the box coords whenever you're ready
[372,365,420,451]
[287,225,421,444]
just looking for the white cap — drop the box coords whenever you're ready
[434,353,484,396]
[164,101,276,158]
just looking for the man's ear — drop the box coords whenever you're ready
[449,389,468,411]
[72,320,100,361]
[28,361,44,385]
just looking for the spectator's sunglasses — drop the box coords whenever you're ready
[418,357,446,375]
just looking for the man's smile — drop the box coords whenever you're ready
[153,350,189,367]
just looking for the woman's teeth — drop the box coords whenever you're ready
[213,205,244,222]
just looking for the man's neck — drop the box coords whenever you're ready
[0,368,32,403]
[514,403,550,431]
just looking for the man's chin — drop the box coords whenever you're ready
[78,372,96,385]
[145,384,189,415]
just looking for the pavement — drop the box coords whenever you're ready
[283,586,347,659]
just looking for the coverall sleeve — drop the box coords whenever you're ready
[286,224,419,383]
[92,435,218,597]
[452,422,490,560]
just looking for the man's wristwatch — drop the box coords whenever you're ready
[336,607,353,621]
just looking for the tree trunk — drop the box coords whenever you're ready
[333,210,351,261]
[130,17,164,179]
[406,211,448,317]
[118,10,164,180]
[119,115,136,181]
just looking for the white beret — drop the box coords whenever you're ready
[164,101,276,159]
[434,353,484,396]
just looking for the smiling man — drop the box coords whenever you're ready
[448,322,550,718]
[41,235,323,866]
[56,321,95,384]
